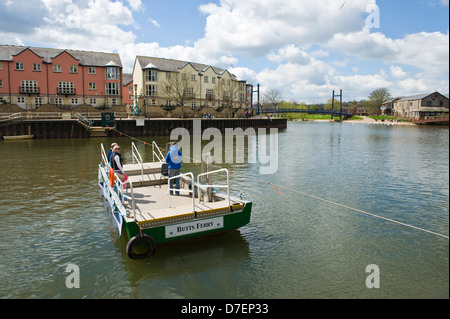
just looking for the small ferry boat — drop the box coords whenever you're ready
[98,142,252,259]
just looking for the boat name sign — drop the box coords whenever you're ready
[165,217,224,239]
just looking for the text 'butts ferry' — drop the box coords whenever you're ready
[98,142,252,259]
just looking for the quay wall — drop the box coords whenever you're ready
[111,118,287,137]
[1,118,287,139]
[0,120,90,139]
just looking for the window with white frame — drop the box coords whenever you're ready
[106,82,119,95]
[89,98,97,106]
[89,82,96,90]
[145,70,158,82]
[204,76,209,83]
[54,97,62,106]
[53,64,61,72]
[70,65,78,73]
[105,67,119,80]
[71,98,78,105]
[15,62,24,70]
[58,82,74,94]
[33,63,41,71]
[184,88,194,98]
[88,67,96,74]
[21,80,38,93]
[34,97,42,108]
[145,84,157,96]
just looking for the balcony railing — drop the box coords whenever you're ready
[57,88,76,95]
[19,87,39,95]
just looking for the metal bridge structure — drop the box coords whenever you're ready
[258,89,352,119]
[259,108,353,118]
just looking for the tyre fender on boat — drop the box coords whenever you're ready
[126,233,156,259]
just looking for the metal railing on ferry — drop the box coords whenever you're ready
[197,168,231,209]
[152,141,165,163]
[131,142,144,182]
[100,143,136,220]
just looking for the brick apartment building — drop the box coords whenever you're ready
[132,56,250,116]
[0,44,123,109]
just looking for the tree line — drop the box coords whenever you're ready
[261,88,392,115]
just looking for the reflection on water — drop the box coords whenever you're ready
[0,122,448,298]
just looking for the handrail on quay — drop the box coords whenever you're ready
[0,112,128,122]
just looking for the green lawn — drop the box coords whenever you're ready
[280,113,363,121]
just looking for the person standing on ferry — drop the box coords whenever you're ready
[110,144,128,185]
[165,142,182,195]
[107,142,117,164]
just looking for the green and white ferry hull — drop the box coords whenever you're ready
[98,143,251,259]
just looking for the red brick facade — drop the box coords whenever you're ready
[0,45,123,109]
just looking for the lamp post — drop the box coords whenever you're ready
[133,83,139,115]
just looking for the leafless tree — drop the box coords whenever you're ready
[162,71,199,118]
[262,88,282,114]
[216,78,240,118]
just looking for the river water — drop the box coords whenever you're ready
[0,121,448,299]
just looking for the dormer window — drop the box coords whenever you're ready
[145,69,158,82]
[106,67,119,80]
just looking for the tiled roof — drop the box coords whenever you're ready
[397,92,436,101]
[0,44,122,67]
[123,73,133,85]
[135,56,236,79]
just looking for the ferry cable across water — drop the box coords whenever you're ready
[265,182,449,240]
[103,125,449,241]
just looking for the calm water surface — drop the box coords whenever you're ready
[0,121,448,298]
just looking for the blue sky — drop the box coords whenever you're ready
[0,0,448,103]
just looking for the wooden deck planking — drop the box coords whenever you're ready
[124,184,245,227]
[128,172,167,186]
[123,162,163,171]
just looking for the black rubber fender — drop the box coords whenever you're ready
[126,233,156,259]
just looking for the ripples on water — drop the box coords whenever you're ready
[0,122,448,298]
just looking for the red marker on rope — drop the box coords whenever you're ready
[268,182,283,195]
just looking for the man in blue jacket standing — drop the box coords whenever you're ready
[165,142,182,195]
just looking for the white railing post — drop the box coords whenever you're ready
[197,168,230,208]
[131,142,144,181]
[152,141,165,163]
